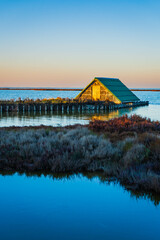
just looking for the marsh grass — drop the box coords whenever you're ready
[0,97,112,104]
[0,114,160,193]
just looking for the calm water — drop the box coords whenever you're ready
[0,89,160,104]
[0,90,160,240]
[0,90,160,127]
[0,173,160,240]
[0,89,79,101]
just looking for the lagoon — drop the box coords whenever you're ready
[0,90,160,127]
[0,173,160,240]
[0,89,160,240]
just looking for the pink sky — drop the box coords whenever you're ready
[0,0,160,88]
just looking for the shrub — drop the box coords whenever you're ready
[0,116,160,194]
[122,144,146,168]
[89,114,160,133]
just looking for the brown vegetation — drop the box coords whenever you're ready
[0,115,160,194]
[0,97,110,104]
[89,114,160,133]
[0,97,74,104]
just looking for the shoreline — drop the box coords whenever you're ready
[0,88,160,91]
[0,115,160,194]
[0,169,159,205]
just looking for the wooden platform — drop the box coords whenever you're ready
[0,101,149,113]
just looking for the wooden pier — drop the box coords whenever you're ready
[0,101,149,114]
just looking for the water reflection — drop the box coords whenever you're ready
[0,170,159,206]
[1,105,158,127]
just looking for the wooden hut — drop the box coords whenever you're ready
[75,77,140,104]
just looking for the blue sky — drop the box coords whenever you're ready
[0,0,160,87]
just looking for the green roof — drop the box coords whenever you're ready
[95,77,140,103]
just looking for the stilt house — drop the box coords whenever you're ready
[75,77,140,104]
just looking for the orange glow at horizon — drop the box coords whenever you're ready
[0,65,160,88]
[0,0,160,88]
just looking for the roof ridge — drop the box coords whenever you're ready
[95,77,119,80]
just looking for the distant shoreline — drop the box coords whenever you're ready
[0,88,160,91]
[131,89,160,92]
[0,88,83,91]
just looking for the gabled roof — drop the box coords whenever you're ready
[76,77,140,103]
[95,77,139,102]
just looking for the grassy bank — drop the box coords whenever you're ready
[0,115,160,193]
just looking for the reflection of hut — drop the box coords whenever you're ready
[75,77,140,104]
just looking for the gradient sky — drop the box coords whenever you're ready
[0,0,160,88]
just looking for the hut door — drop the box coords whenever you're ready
[92,85,100,100]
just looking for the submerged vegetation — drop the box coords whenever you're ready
[0,115,160,194]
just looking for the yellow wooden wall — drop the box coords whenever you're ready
[77,80,121,103]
